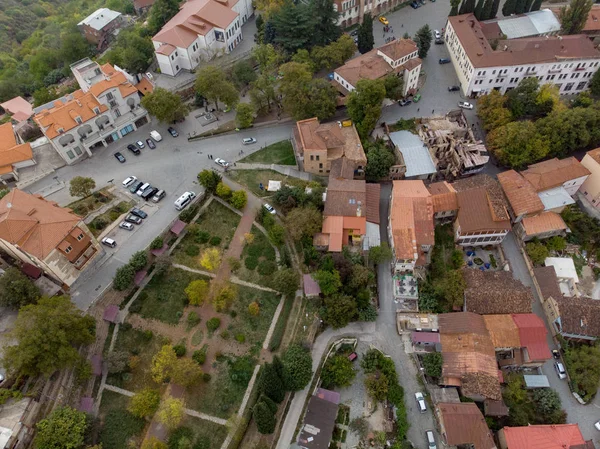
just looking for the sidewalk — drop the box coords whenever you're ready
[230,162,313,182]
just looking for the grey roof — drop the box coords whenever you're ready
[523,374,550,388]
[487,9,560,39]
[389,130,437,178]
[297,396,338,449]
[538,186,575,210]
[78,8,121,30]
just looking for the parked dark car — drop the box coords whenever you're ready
[127,144,141,155]
[410,1,419,7]
[168,127,179,137]
[146,139,156,149]
[130,207,148,219]
[435,38,444,44]
[448,85,460,92]
[129,181,143,194]
[125,214,142,225]
[399,99,412,106]
[439,58,451,64]
[142,187,159,201]
[114,152,126,163]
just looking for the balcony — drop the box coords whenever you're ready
[574,66,585,71]
[73,244,97,270]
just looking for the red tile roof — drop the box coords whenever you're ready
[522,157,591,192]
[511,313,552,361]
[521,212,567,237]
[501,424,588,449]
[497,170,544,217]
[439,403,497,449]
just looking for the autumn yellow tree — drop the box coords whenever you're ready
[141,437,168,449]
[244,232,255,244]
[200,248,221,271]
[213,284,237,312]
[151,345,177,383]
[172,358,203,387]
[185,279,209,306]
[157,396,185,430]
[248,301,260,316]
[128,388,160,418]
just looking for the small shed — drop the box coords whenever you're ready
[303,274,321,298]
[523,374,550,389]
[411,331,440,348]
[103,305,119,323]
[170,220,186,236]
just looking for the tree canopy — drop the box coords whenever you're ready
[35,406,88,449]
[347,79,386,139]
[3,296,95,377]
[414,25,433,58]
[357,13,375,54]
[282,345,313,391]
[141,88,188,123]
[195,66,239,110]
[69,176,96,198]
[0,267,41,309]
[559,0,594,34]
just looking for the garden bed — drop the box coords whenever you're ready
[172,200,241,271]
[97,390,145,449]
[171,416,229,449]
[130,267,211,325]
[68,187,115,217]
[227,169,309,198]
[236,226,278,285]
[106,325,169,391]
[239,140,296,165]
[89,200,136,237]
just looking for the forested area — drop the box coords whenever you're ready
[0,0,156,104]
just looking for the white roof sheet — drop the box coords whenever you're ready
[389,130,436,178]
[267,180,282,192]
[78,8,121,30]
[0,426,11,449]
[523,375,550,388]
[364,221,381,250]
[538,186,575,211]
[545,257,579,283]
[493,10,560,39]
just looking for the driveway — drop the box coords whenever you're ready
[24,120,294,310]
[276,183,440,449]
[501,232,600,442]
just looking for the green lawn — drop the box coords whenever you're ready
[239,140,296,165]
[98,390,146,449]
[227,169,309,197]
[236,226,278,285]
[131,267,210,325]
[170,417,229,449]
[106,325,169,391]
[172,200,241,271]
[184,358,249,419]
[228,285,280,347]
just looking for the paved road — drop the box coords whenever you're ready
[25,121,294,309]
[501,232,600,443]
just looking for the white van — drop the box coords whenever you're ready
[150,130,163,142]
[174,191,196,210]
[426,430,437,449]
[415,392,427,413]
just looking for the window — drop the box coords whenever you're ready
[77,233,84,241]
[66,150,75,159]
[176,65,179,71]
[577,81,587,90]
[107,92,114,101]
[75,116,82,124]
[564,82,574,91]
[316,155,320,161]
[115,109,121,118]
[349,199,356,204]
[74,146,82,155]
[93,107,100,114]
[310,155,314,161]
[319,163,323,168]
[65,246,72,254]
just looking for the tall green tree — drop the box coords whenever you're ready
[35,406,88,449]
[148,0,182,34]
[530,0,542,11]
[230,60,257,89]
[250,73,278,113]
[195,66,239,111]
[357,13,375,54]
[197,170,222,193]
[347,78,386,139]
[449,0,461,15]
[414,25,433,58]
[323,295,358,328]
[524,0,534,13]
[282,345,313,391]
[279,62,336,120]
[321,355,356,388]
[506,77,541,118]
[236,103,254,129]
[270,1,316,53]
[488,120,549,168]
[253,399,276,434]
[69,176,95,198]
[3,296,95,377]
[560,0,593,34]
[590,69,600,96]
[481,0,495,20]
[502,0,517,15]
[259,359,286,403]
[474,0,485,19]
[490,0,501,17]
[365,140,396,181]
[141,87,188,123]
[514,0,527,14]
[459,0,476,14]
[0,267,41,308]
[310,0,341,46]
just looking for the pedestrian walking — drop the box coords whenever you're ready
[432,109,434,114]
[207,154,210,159]
[417,108,420,112]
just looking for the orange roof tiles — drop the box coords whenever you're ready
[390,180,434,264]
[456,188,511,233]
[0,123,34,173]
[497,170,544,217]
[521,211,567,236]
[0,123,17,151]
[377,38,418,61]
[448,14,600,69]
[501,424,588,449]
[156,43,177,55]
[522,157,591,192]
[439,403,497,449]
[512,313,552,361]
[0,96,33,121]
[152,0,239,48]
[136,77,155,95]
[0,190,81,259]
[89,66,138,98]
[34,91,108,140]
[296,118,366,164]
[482,314,521,348]
[321,216,344,252]
[428,181,458,213]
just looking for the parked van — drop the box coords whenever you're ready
[174,191,196,210]
[426,430,437,449]
[415,392,427,413]
[150,130,163,141]
[152,189,166,203]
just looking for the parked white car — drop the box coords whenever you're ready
[415,392,427,413]
[214,158,229,168]
[101,237,117,248]
[119,221,134,231]
[122,176,137,187]
[264,203,276,215]
[555,361,567,379]
[458,101,474,110]
[243,137,257,145]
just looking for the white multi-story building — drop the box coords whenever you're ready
[34,61,149,165]
[334,0,404,28]
[333,39,421,98]
[152,0,253,77]
[445,14,600,97]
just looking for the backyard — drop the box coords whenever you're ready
[227,169,309,198]
[171,200,241,271]
[239,140,296,165]
[97,390,146,449]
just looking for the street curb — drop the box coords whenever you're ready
[187,118,294,142]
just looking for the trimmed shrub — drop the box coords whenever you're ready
[247,245,262,258]
[245,256,259,270]
[220,330,230,340]
[202,373,212,382]
[173,344,186,357]
[143,330,153,341]
[193,350,206,365]
[196,231,210,244]
[258,260,277,276]
[206,317,221,332]
[187,311,201,327]
[235,334,246,343]
[129,300,142,314]
[179,205,199,223]
[209,236,222,246]
[151,237,164,250]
